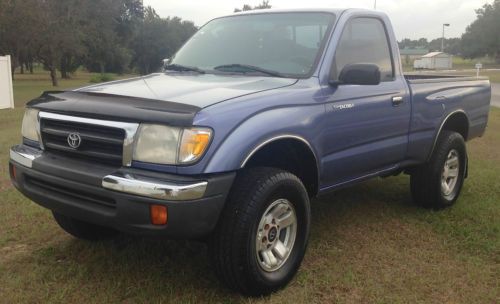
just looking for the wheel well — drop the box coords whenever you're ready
[244,138,319,197]
[441,112,469,140]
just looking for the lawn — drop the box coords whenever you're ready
[451,56,500,70]
[0,72,499,303]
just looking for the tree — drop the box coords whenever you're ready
[254,1,272,10]
[131,7,197,75]
[234,1,271,13]
[34,0,90,86]
[0,0,41,79]
[0,0,200,85]
[81,0,132,74]
[398,37,461,55]
[461,0,500,62]
[443,38,462,55]
[398,38,428,49]
[55,0,88,79]
[0,0,88,84]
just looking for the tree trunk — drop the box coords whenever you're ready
[20,63,24,74]
[50,68,58,86]
[60,62,69,79]
[29,62,34,74]
[60,57,70,79]
[100,62,105,75]
[61,70,69,79]
[11,56,17,80]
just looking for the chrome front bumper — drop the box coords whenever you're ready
[102,173,207,201]
[9,145,42,168]
[10,145,207,201]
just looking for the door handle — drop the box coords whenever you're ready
[435,96,447,100]
[392,96,404,106]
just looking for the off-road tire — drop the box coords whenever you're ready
[410,130,467,209]
[209,167,311,296]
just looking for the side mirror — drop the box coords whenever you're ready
[333,63,381,86]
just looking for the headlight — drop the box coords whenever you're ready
[21,108,40,143]
[133,124,182,165]
[133,125,212,165]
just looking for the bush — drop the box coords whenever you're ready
[89,73,115,83]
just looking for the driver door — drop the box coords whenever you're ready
[320,17,411,187]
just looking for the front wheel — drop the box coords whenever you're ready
[410,130,467,209]
[209,168,311,296]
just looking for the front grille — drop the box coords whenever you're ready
[40,118,125,166]
[25,175,116,210]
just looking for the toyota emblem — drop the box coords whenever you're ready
[67,132,82,149]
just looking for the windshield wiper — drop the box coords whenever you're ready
[214,64,286,78]
[164,64,205,74]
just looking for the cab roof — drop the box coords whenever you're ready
[231,8,348,16]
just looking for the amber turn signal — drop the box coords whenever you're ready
[10,164,16,180]
[150,205,168,225]
[178,128,212,163]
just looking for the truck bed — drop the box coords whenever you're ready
[404,74,491,163]
[404,73,489,83]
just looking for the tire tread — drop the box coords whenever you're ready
[209,167,309,295]
[410,130,466,209]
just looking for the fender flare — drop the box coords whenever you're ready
[427,109,469,161]
[240,134,318,168]
[239,134,321,195]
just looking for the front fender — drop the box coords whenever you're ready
[204,105,325,173]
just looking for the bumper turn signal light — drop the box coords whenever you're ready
[150,205,168,225]
[10,164,16,180]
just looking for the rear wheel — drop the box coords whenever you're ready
[52,212,119,241]
[410,130,467,209]
[209,167,310,296]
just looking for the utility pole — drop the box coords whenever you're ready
[441,23,450,52]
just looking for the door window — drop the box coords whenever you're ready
[333,18,394,82]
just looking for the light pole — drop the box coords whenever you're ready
[441,23,450,52]
[374,0,377,9]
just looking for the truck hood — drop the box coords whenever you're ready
[28,73,297,126]
[76,73,297,108]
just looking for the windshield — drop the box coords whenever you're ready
[169,12,336,78]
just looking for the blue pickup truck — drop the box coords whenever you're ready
[9,8,490,295]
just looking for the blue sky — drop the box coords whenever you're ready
[143,0,492,40]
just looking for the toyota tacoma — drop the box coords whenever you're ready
[9,8,491,295]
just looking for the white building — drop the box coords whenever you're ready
[413,52,453,70]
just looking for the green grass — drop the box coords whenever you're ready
[12,71,131,107]
[89,73,116,83]
[467,70,500,83]
[452,56,500,70]
[0,72,499,303]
